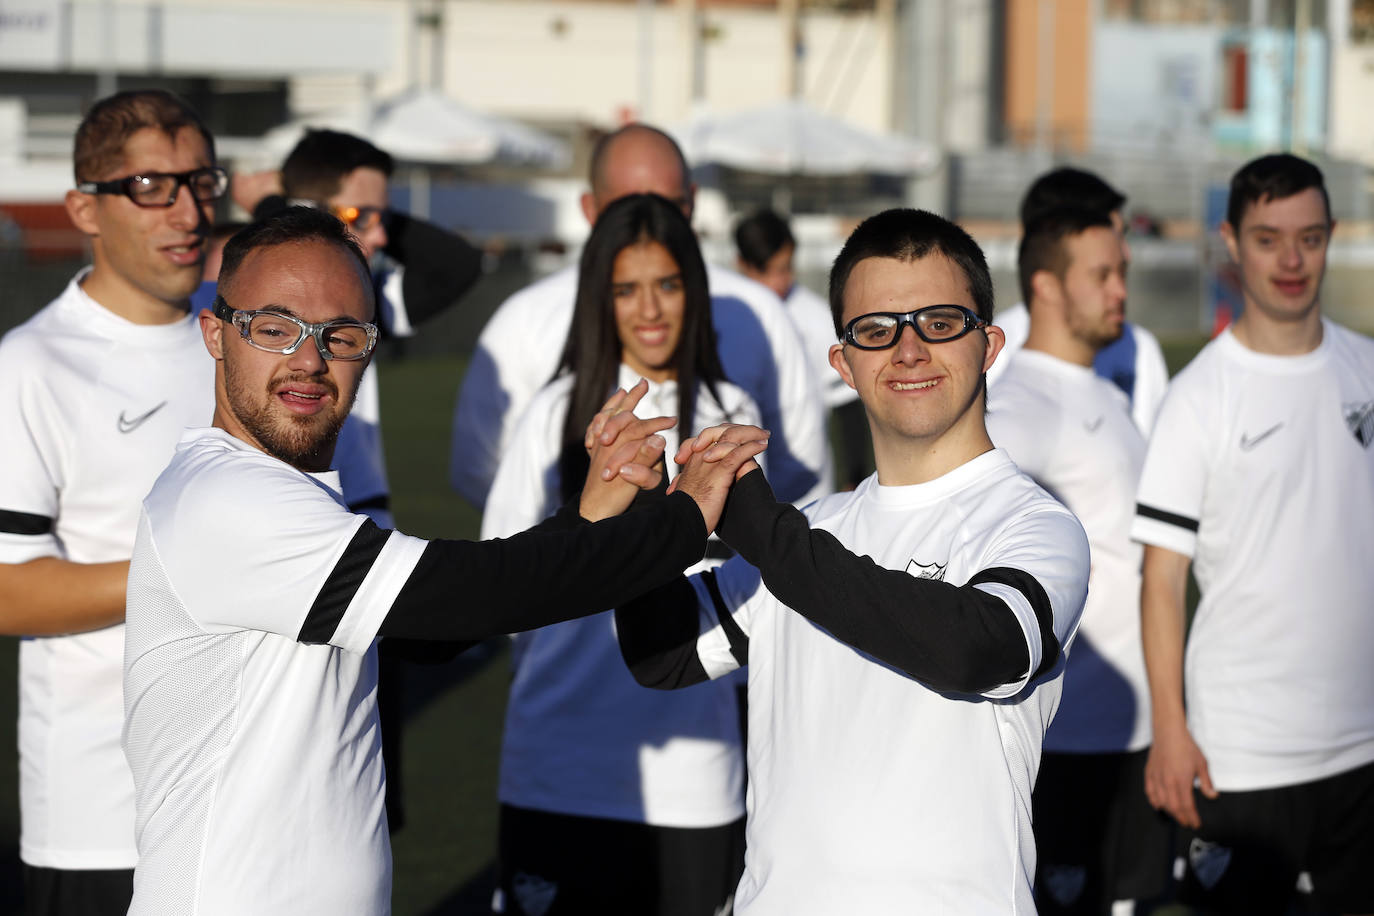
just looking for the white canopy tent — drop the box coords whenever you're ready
[672,99,938,177]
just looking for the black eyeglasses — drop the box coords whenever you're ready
[213,296,378,362]
[843,305,989,350]
[77,166,229,208]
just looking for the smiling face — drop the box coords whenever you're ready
[202,239,374,471]
[612,240,686,383]
[829,254,1003,483]
[66,126,214,323]
[1222,187,1330,330]
[327,166,389,262]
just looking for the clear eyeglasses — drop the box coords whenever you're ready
[213,296,378,361]
[843,305,989,350]
[77,166,229,208]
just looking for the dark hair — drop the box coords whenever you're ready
[1019,167,1126,227]
[280,129,394,202]
[828,208,995,334]
[587,124,692,204]
[734,209,795,271]
[218,206,374,310]
[73,90,215,183]
[556,193,727,502]
[1017,207,1115,305]
[1225,153,1330,229]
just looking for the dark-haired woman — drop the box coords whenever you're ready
[482,194,758,915]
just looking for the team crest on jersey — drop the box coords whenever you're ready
[1188,838,1233,889]
[1344,400,1374,448]
[905,559,947,581]
[1042,864,1087,905]
[512,872,558,916]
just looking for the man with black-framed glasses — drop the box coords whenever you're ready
[0,88,228,915]
[614,208,1091,912]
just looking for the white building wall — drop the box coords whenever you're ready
[1326,0,1374,166]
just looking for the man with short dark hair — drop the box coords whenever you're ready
[0,89,225,914]
[122,206,764,914]
[616,208,1090,912]
[988,206,1170,914]
[989,167,1168,434]
[1135,153,1374,915]
[451,123,829,510]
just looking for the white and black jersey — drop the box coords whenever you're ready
[989,302,1168,434]
[484,365,759,828]
[0,275,212,869]
[1132,322,1374,792]
[617,451,1090,914]
[124,427,712,914]
[451,263,831,509]
[987,349,1150,753]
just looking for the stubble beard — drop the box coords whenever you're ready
[223,357,355,472]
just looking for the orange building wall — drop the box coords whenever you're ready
[1005,0,1093,151]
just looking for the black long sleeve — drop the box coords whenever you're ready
[375,490,707,642]
[716,470,1050,695]
[384,211,482,327]
[615,574,714,689]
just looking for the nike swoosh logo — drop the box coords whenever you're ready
[1084,417,1104,432]
[117,402,168,434]
[1239,422,1283,451]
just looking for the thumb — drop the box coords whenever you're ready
[1197,757,1219,799]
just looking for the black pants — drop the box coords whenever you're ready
[497,804,745,916]
[22,865,132,916]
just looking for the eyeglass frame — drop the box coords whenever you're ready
[287,198,388,233]
[842,305,990,350]
[212,295,379,362]
[76,166,229,209]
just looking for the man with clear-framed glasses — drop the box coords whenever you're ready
[614,208,1091,913]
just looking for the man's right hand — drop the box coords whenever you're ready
[1145,720,1218,829]
[671,430,769,533]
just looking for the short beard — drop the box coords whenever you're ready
[224,359,354,472]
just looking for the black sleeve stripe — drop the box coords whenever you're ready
[967,566,1060,683]
[1135,503,1199,533]
[299,520,391,645]
[702,569,748,667]
[347,494,391,514]
[0,509,53,536]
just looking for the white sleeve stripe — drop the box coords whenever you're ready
[333,531,429,655]
[972,581,1038,699]
[1131,515,1197,558]
[690,575,743,680]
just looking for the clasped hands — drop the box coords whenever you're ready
[578,379,769,533]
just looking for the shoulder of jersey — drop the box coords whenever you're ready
[0,302,78,368]
[482,264,578,332]
[706,264,787,314]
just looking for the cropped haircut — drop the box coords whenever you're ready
[828,208,995,335]
[73,90,215,183]
[734,209,795,271]
[281,129,394,202]
[556,193,728,502]
[1225,153,1330,229]
[217,206,374,312]
[1017,208,1115,306]
[587,124,692,203]
[1019,167,1126,228]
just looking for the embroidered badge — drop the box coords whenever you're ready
[905,559,947,581]
[1344,401,1374,448]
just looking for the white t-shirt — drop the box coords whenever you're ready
[0,275,213,869]
[987,349,1150,753]
[451,262,830,509]
[1132,321,1374,791]
[783,283,855,409]
[124,428,426,914]
[990,302,1168,435]
[485,365,757,826]
[694,450,1088,914]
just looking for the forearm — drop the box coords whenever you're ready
[387,213,483,325]
[378,490,706,641]
[0,558,129,635]
[615,574,713,689]
[716,471,1034,694]
[1141,546,1191,732]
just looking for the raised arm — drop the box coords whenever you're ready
[1141,543,1215,828]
